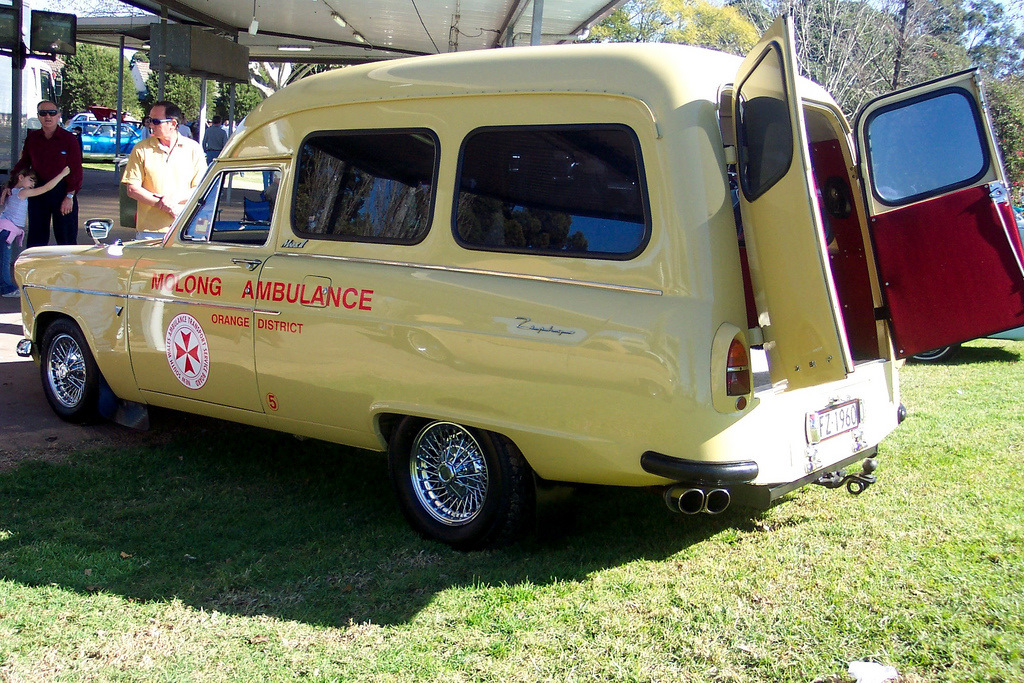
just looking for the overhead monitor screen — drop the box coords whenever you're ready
[0,7,19,51]
[30,10,76,55]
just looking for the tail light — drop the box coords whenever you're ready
[726,339,751,396]
[712,323,751,413]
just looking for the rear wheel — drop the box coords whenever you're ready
[910,344,960,363]
[388,417,535,550]
[40,318,100,423]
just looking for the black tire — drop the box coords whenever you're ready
[39,318,100,423]
[388,417,535,550]
[910,344,960,363]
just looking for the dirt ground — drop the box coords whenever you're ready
[0,297,166,471]
[0,166,165,472]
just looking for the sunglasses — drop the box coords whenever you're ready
[37,110,59,117]
[148,117,176,125]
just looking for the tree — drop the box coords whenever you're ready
[58,43,142,119]
[222,62,335,122]
[987,77,1024,204]
[664,0,759,53]
[590,0,758,55]
[963,0,1024,78]
[214,82,264,122]
[728,0,1022,194]
[730,0,970,115]
[248,62,334,97]
[141,72,217,120]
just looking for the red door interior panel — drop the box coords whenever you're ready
[871,185,1024,357]
[809,140,877,360]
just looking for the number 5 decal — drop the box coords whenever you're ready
[266,393,278,411]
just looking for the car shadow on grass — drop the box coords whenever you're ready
[910,342,1021,366]
[0,413,794,628]
[954,344,1020,364]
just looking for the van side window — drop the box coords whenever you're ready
[454,125,649,259]
[292,130,437,243]
[182,169,279,246]
[864,88,988,206]
[735,43,794,201]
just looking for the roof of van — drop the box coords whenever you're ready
[236,42,838,153]
[247,43,800,123]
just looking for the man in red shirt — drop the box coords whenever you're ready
[4,100,84,246]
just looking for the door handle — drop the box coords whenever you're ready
[231,258,262,271]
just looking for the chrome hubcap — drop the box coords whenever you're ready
[47,333,86,408]
[410,422,488,526]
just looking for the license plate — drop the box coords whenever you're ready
[806,400,861,444]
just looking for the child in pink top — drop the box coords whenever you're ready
[1,166,70,297]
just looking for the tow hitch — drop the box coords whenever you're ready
[814,457,878,495]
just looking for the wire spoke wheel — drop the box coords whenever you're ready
[40,318,100,423]
[46,333,88,408]
[389,416,535,548]
[410,422,489,526]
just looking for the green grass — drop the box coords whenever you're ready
[2,340,1023,681]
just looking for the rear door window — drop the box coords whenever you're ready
[454,125,650,259]
[735,43,794,201]
[863,87,989,206]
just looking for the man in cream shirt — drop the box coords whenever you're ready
[122,101,207,236]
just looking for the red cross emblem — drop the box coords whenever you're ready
[165,314,210,389]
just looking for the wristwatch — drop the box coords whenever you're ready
[65,192,74,199]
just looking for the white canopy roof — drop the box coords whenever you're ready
[79,0,623,63]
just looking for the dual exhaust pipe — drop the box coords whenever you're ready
[664,485,731,515]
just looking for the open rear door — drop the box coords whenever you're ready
[733,16,853,390]
[857,71,1024,358]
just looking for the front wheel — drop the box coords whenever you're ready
[39,318,100,423]
[388,417,535,550]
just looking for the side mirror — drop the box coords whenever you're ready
[85,218,112,245]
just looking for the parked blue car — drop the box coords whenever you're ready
[78,122,142,159]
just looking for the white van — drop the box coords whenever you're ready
[15,17,1024,548]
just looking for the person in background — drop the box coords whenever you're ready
[122,101,207,236]
[0,166,71,297]
[2,100,83,246]
[177,115,193,139]
[203,115,228,164]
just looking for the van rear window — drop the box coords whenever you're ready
[735,43,794,201]
[864,87,988,206]
[454,125,649,259]
[292,130,438,243]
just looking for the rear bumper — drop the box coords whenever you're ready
[727,447,878,509]
[640,451,758,484]
[642,444,879,510]
[640,358,899,500]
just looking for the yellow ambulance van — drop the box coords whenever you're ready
[15,17,1024,548]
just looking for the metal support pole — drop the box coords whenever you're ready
[157,8,168,99]
[198,77,207,147]
[9,0,24,172]
[228,82,236,136]
[228,34,238,136]
[530,0,543,46]
[115,34,124,162]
